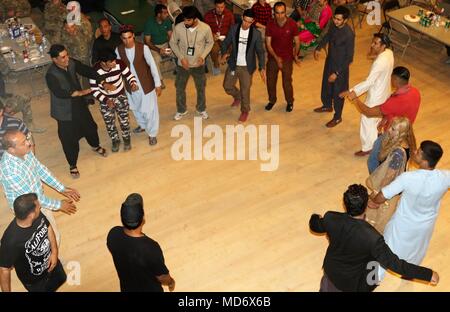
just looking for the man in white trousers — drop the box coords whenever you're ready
[340,33,394,157]
[116,25,162,146]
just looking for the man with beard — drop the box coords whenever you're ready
[169,6,213,121]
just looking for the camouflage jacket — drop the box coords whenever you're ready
[0,0,31,18]
[60,15,93,64]
[43,1,66,36]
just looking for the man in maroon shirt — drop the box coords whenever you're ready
[265,2,300,112]
[351,66,421,173]
[204,0,235,75]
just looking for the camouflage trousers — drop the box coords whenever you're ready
[100,95,130,142]
[1,94,33,125]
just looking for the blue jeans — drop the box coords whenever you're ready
[368,134,384,174]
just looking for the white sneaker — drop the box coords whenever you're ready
[211,67,221,76]
[196,110,209,120]
[445,57,450,64]
[173,111,188,120]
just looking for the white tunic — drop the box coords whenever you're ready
[352,49,394,107]
[382,169,450,265]
[115,44,161,114]
[115,44,161,136]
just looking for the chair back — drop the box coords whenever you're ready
[389,18,410,37]
[103,11,123,34]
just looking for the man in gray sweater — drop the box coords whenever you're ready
[169,6,214,121]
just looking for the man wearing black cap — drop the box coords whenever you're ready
[45,44,114,179]
[107,193,176,292]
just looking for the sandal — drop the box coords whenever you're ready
[93,146,107,157]
[70,166,80,179]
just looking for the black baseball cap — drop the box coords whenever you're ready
[120,193,144,229]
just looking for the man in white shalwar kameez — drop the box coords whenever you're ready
[340,33,394,157]
[116,25,162,146]
[371,140,450,281]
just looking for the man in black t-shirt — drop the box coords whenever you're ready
[0,193,67,292]
[107,193,175,292]
[91,18,123,65]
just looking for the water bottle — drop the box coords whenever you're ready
[42,36,48,49]
[38,44,44,57]
[11,50,16,64]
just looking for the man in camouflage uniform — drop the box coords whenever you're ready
[0,0,31,19]
[0,94,46,133]
[60,1,93,66]
[60,17,93,65]
[43,0,67,44]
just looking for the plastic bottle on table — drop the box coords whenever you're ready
[11,50,16,64]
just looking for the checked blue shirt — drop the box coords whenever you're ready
[0,151,65,210]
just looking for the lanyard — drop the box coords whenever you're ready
[215,13,224,32]
[185,28,198,47]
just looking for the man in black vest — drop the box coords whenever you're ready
[45,44,114,179]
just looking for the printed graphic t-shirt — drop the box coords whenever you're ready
[0,213,51,285]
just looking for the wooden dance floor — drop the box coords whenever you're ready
[0,22,449,291]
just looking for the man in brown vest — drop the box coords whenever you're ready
[116,25,162,146]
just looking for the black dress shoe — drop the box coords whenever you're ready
[265,102,275,111]
[286,103,293,112]
[325,118,342,128]
[313,106,333,113]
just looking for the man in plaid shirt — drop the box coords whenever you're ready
[0,130,79,244]
[252,0,273,29]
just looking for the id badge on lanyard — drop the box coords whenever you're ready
[186,29,198,57]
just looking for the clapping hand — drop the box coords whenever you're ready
[131,83,139,92]
[71,89,92,97]
[339,90,357,100]
[59,199,77,215]
[62,187,80,202]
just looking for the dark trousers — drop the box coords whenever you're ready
[319,274,342,292]
[175,66,207,113]
[57,107,100,167]
[321,58,349,120]
[24,261,67,292]
[266,57,294,105]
